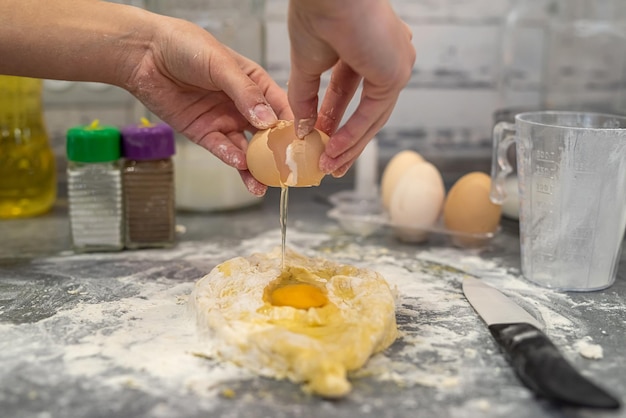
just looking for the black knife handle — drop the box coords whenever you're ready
[488,323,620,409]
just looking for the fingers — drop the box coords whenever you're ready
[287,65,321,138]
[183,50,289,193]
[319,89,395,173]
[237,55,293,121]
[195,131,248,170]
[331,161,352,178]
[286,7,338,138]
[208,49,282,131]
[195,130,267,196]
[239,170,268,196]
[283,0,414,176]
[318,26,414,174]
[316,61,361,136]
[251,65,294,121]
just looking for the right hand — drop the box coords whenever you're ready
[287,0,415,177]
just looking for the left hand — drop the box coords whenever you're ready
[124,15,293,195]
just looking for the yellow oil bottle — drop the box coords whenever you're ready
[0,76,56,218]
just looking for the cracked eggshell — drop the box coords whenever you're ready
[389,161,445,242]
[381,150,425,210]
[246,120,330,187]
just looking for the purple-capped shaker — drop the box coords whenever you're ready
[121,119,176,249]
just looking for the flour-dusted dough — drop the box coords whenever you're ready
[189,247,398,397]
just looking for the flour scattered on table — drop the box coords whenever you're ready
[575,336,604,359]
[0,229,604,417]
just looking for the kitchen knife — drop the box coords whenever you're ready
[462,276,620,409]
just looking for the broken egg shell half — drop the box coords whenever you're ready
[246,121,330,187]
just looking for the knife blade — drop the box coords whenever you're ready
[462,276,620,409]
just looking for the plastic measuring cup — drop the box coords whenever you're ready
[491,111,626,291]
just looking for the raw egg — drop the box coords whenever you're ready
[389,161,445,242]
[264,266,329,310]
[443,172,502,247]
[246,120,330,187]
[380,150,424,209]
[270,283,328,309]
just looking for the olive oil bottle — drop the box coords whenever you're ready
[0,76,56,218]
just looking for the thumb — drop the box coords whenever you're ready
[287,64,320,138]
[210,54,279,130]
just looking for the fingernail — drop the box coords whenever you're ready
[296,118,315,138]
[252,104,278,129]
[243,172,267,196]
[332,164,351,178]
[319,153,335,174]
[249,183,267,196]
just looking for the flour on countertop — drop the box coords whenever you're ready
[575,336,604,360]
[0,228,612,417]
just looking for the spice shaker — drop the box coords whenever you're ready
[121,119,176,249]
[66,120,124,252]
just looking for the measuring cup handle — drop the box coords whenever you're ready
[490,121,516,204]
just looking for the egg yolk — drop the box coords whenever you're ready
[270,283,328,309]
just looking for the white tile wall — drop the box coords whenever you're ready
[44,0,513,161]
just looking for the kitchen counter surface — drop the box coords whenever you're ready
[1,180,625,418]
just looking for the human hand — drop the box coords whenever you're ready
[124,15,293,196]
[0,1,294,195]
[287,0,415,177]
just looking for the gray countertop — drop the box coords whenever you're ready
[1,180,625,418]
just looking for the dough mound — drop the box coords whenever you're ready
[188,247,397,397]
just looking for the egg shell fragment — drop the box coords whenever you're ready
[443,171,502,247]
[389,161,445,242]
[381,150,425,210]
[246,121,329,187]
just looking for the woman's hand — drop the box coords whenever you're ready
[0,0,293,196]
[124,16,293,196]
[288,0,415,176]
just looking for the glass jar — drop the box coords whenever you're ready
[174,137,262,212]
[0,76,56,218]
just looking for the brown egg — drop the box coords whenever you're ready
[443,172,502,247]
[380,150,424,210]
[246,120,330,187]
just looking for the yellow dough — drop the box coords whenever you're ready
[189,247,398,398]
